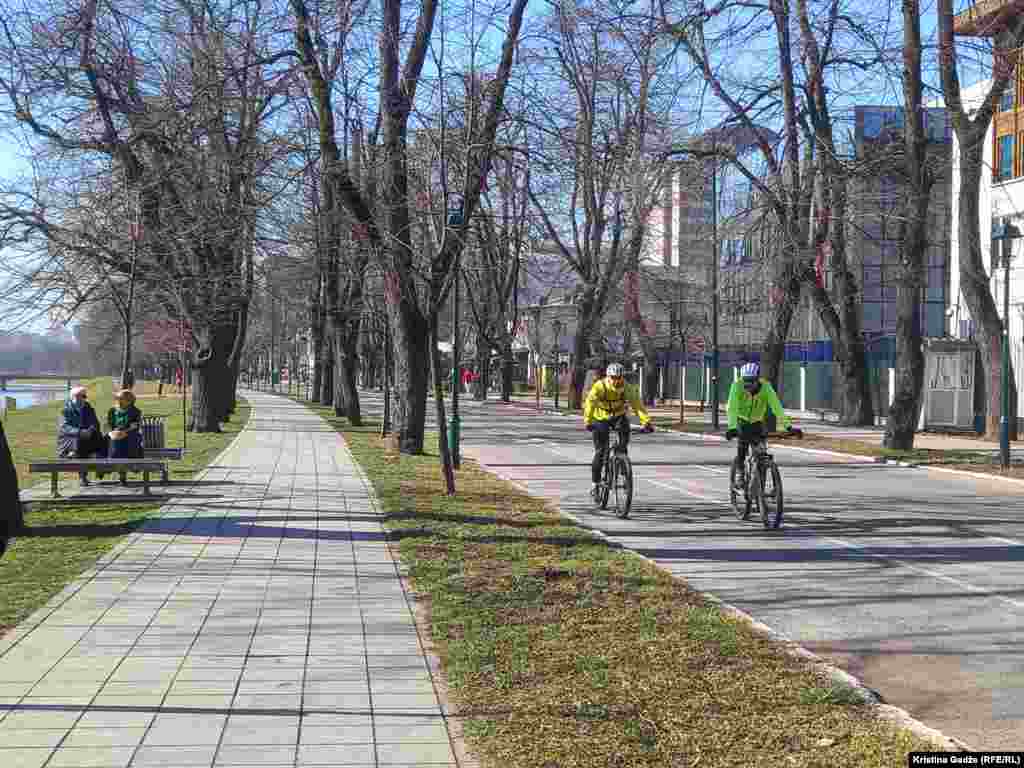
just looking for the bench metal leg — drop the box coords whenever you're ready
[162,468,168,484]
[143,471,150,496]
[51,472,60,499]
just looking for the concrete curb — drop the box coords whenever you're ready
[469,455,973,753]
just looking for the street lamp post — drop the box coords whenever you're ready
[710,161,721,430]
[552,318,563,412]
[993,219,1021,469]
[449,199,464,469]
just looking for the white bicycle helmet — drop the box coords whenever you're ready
[739,362,760,380]
[606,362,625,377]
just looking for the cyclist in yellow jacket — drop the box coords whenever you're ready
[583,363,653,499]
[726,362,796,487]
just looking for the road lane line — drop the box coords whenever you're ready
[820,535,1024,611]
[644,477,725,504]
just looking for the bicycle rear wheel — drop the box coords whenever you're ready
[612,455,633,519]
[730,459,752,520]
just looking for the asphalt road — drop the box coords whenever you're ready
[357,389,1024,750]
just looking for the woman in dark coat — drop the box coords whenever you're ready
[57,385,107,486]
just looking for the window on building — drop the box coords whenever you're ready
[996,134,1015,181]
[1001,81,1016,112]
[927,265,945,301]
[864,266,882,300]
[863,301,882,332]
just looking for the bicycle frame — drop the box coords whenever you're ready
[730,429,800,528]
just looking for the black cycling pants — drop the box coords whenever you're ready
[735,421,765,467]
[592,415,630,483]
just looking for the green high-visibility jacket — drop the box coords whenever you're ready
[726,378,791,430]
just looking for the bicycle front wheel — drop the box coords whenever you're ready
[612,456,633,519]
[753,461,784,529]
[598,457,612,510]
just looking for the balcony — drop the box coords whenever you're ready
[954,0,1024,36]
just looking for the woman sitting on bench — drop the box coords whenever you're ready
[57,385,108,486]
[107,389,143,480]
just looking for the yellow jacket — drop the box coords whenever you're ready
[584,377,651,426]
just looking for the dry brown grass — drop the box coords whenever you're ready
[301,402,945,767]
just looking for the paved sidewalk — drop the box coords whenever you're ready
[0,391,458,768]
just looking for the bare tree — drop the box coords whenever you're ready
[937,2,1024,439]
[524,0,690,410]
[880,0,934,449]
[667,0,885,425]
[0,0,291,431]
[462,138,534,403]
[291,0,375,423]
[289,0,530,465]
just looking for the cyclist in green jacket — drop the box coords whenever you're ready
[725,362,796,487]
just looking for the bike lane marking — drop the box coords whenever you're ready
[478,418,1024,614]
[628,458,1024,613]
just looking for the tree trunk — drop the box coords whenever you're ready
[473,347,488,401]
[884,289,925,449]
[337,329,362,425]
[0,417,23,555]
[837,333,874,425]
[311,339,322,403]
[190,325,235,432]
[191,368,222,432]
[119,316,134,390]
[333,333,346,417]
[320,338,334,406]
[391,306,431,453]
[501,344,514,402]
[957,139,1018,438]
[762,283,799,387]
[569,306,596,410]
[429,321,456,495]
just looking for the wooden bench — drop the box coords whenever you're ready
[29,459,168,499]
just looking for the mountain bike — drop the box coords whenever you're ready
[592,423,651,519]
[728,428,802,529]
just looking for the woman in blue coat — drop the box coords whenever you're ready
[57,386,107,486]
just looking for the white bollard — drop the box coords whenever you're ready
[800,366,807,412]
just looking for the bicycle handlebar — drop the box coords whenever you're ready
[766,429,803,439]
[725,428,803,440]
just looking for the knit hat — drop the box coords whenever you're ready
[70,386,87,398]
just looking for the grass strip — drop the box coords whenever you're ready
[301,400,940,767]
[1,379,249,630]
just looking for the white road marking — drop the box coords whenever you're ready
[817,534,1024,611]
[471,412,1024,614]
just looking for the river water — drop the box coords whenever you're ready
[0,384,67,412]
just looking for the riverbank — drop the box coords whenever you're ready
[0,382,68,411]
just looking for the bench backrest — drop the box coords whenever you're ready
[141,416,166,450]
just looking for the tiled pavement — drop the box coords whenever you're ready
[0,391,459,768]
